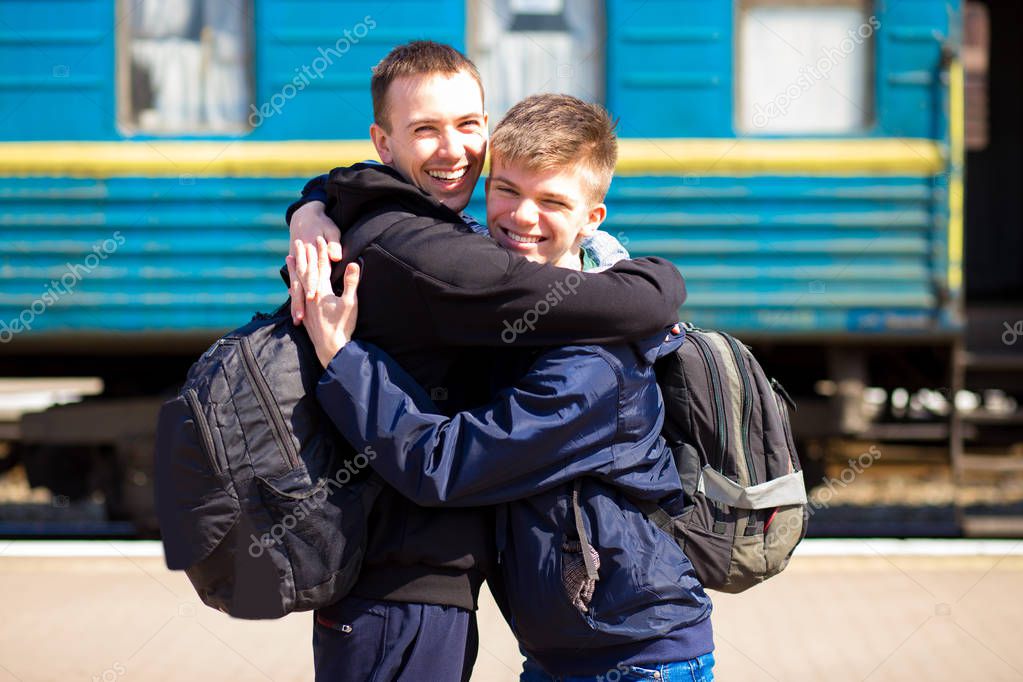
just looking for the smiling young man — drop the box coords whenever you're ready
[484,99,608,268]
[301,95,715,682]
[283,50,486,325]
[369,66,483,208]
[282,42,688,682]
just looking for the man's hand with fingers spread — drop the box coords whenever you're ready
[287,242,361,369]
[287,201,343,325]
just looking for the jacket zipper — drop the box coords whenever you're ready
[239,336,300,468]
[688,332,728,473]
[183,388,221,474]
[725,336,757,486]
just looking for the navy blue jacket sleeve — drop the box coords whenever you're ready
[316,341,620,506]
[284,173,331,225]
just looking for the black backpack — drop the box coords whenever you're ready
[646,324,809,593]
[154,301,381,619]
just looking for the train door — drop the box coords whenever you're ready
[964,0,1022,303]
[954,0,1023,525]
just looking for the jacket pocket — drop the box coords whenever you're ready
[560,539,601,613]
[504,530,597,651]
[255,457,376,596]
[677,498,734,590]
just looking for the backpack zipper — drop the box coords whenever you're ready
[239,336,300,469]
[183,388,221,474]
[687,332,728,472]
[772,381,800,472]
[724,336,757,486]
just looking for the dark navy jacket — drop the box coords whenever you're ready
[316,329,714,675]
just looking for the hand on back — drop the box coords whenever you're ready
[287,236,360,369]
[287,201,343,325]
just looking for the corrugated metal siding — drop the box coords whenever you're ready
[617,175,947,333]
[0,177,295,336]
[2,173,948,339]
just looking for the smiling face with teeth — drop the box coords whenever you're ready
[486,157,607,270]
[369,70,488,212]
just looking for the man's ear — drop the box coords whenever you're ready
[481,110,491,164]
[581,203,607,239]
[370,122,392,164]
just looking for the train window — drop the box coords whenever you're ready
[468,0,604,121]
[736,0,875,134]
[116,0,253,134]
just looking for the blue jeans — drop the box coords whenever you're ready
[520,653,715,682]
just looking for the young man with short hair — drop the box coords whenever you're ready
[285,42,687,681]
[301,93,715,682]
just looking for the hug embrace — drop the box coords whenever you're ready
[156,40,808,682]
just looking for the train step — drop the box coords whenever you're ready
[957,454,1023,473]
[959,410,1023,425]
[859,423,950,442]
[961,352,1023,373]
[960,352,1023,394]
[960,515,1023,538]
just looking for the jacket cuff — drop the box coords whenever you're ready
[317,343,363,400]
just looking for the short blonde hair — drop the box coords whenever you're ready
[489,94,617,203]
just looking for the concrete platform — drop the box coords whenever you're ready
[0,540,1021,681]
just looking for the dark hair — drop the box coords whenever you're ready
[371,41,484,131]
[490,94,618,202]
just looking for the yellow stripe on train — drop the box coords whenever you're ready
[0,139,945,178]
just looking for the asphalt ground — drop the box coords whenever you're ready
[0,540,1021,682]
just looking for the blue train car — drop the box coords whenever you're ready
[0,0,962,339]
[0,0,970,528]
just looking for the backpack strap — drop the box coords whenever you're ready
[633,497,676,537]
[571,480,599,581]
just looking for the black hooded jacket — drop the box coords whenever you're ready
[286,163,686,610]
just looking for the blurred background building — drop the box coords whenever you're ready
[0,0,1019,538]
